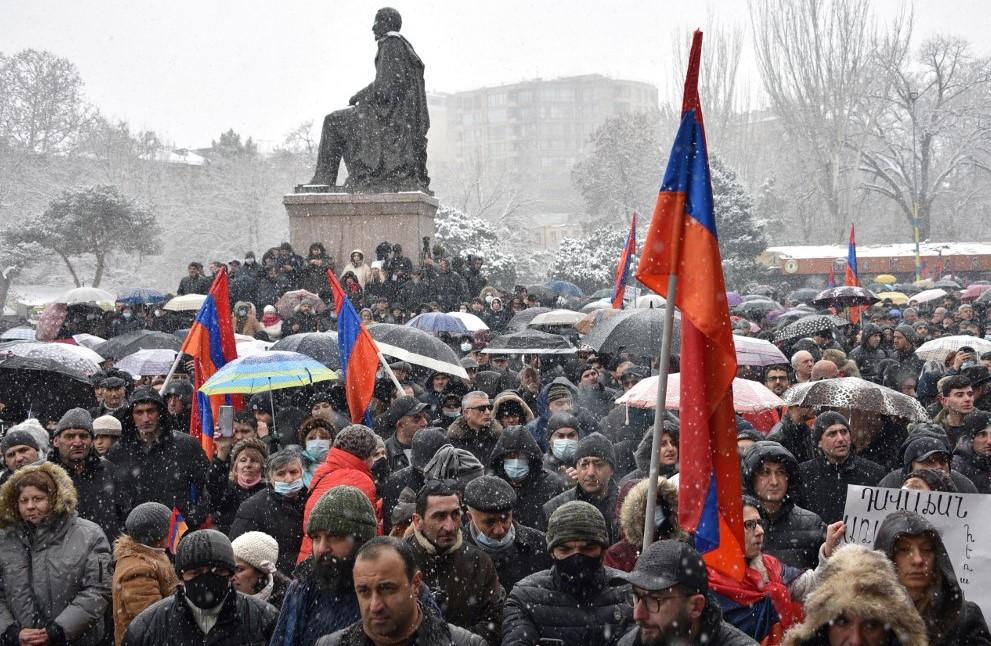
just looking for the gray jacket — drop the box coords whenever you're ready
[0,462,112,645]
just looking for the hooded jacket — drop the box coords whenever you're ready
[953,441,991,494]
[524,376,600,452]
[341,250,370,287]
[848,323,891,383]
[112,534,179,645]
[619,425,679,486]
[604,476,683,572]
[876,431,979,493]
[873,510,991,645]
[0,462,112,645]
[486,425,565,531]
[492,391,535,425]
[782,544,927,646]
[742,442,826,570]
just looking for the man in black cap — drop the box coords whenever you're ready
[612,540,756,646]
[162,380,193,434]
[379,428,449,533]
[122,529,277,645]
[542,432,620,543]
[382,396,428,471]
[106,386,212,527]
[90,375,128,418]
[50,407,127,540]
[462,475,550,591]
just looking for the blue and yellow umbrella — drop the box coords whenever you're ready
[198,350,336,395]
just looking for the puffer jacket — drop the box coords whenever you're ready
[542,479,620,546]
[229,485,309,575]
[742,442,826,570]
[604,476,684,572]
[0,462,112,646]
[503,564,633,646]
[616,595,757,646]
[447,416,503,466]
[112,535,179,645]
[873,510,991,645]
[487,425,565,531]
[121,585,277,646]
[49,448,128,541]
[316,603,485,646]
[766,415,815,466]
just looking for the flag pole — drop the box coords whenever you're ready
[159,352,185,393]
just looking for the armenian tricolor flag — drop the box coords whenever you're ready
[845,225,862,324]
[167,507,188,554]
[635,30,745,579]
[327,270,379,423]
[179,269,240,456]
[611,213,637,309]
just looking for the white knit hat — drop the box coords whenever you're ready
[231,531,278,574]
[93,414,122,437]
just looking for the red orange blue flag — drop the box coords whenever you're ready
[635,30,745,579]
[844,224,859,287]
[180,269,240,457]
[611,213,638,309]
[327,270,379,424]
[167,506,188,554]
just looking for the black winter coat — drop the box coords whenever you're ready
[317,604,485,646]
[952,443,991,494]
[766,416,815,465]
[542,480,620,545]
[379,466,425,534]
[205,457,266,535]
[121,587,277,646]
[463,522,551,592]
[106,422,211,527]
[487,425,565,531]
[503,565,633,646]
[876,467,979,493]
[797,453,886,523]
[49,449,127,541]
[616,596,757,646]
[229,487,307,575]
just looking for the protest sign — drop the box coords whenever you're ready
[843,485,990,620]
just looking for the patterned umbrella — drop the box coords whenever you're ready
[3,342,103,375]
[617,374,784,413]
[772,315,845,343]
[199,351,336,395]
[406,312,470,335]
[781,377,930,421]
[915,335,991,363]
[813,285,880,308]
[733,335,789,367]
[115,349,179,376]
[0,326,36,342]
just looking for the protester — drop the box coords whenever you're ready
[486,424,564,531]
[876,431,979,492]
[379,428,449,534]
[231,531,290,610]
[0,428,42,486]
[381,396,429,471]
[543,432,620,544]
[93,413,123,456]
[207,437,269,535]
[448,390,503,464]
[952,410,991,493]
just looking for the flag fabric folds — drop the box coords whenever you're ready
[826,263,836,288]
[635,30,745,579]
[180,269,240,457]
[327,270,379,423]
[167,506,188,554]
[611,213,638,309]
[844,225,862,324]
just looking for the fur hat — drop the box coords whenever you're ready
[307,485,377,544]
[231,531,278,574]
[0,462,76,529]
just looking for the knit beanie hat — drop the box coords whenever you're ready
[895,324,917,346]
[411,428,450,471]
[0,430,39,455]
[574,432,616,469]
[546,383,573,404]
[174,529,236,574]
[92,415,122,437]
[546,500,609,551]
[333,425,378,460]
[55,408,93,437]
[231,531,278,574]
[307,485,377,544]
[812,411,849,445]
[125,502,172,545]
[961,411,991,441]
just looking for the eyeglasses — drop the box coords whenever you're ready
[632,590,686,613]
[467,404,493,412]
[743,518,766,532]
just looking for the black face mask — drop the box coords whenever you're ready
[371,458,391,482]
[314,554,355,593]
[184,573,230,609]
[553,553,602,592]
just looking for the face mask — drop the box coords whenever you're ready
[273,479,304,496]
[371,458,391,481]
[183,572,230,609]
[443,410,460,419]
[485,295,494,304]
[460,341,473,353]
[554,553,602,588]
[503,458,529,481]
[475,523,516,550]
[551,439,578,461]
[122,312,132,319]
[306,439,331,461]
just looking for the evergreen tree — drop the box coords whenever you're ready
[711,157,768,288]
[434,205,517,289]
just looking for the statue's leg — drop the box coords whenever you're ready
[310,109,354,186]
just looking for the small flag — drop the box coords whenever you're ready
[327,271,379,424]
[826,263,836,288]
[611,213,638,309]
[167,507,188,554]
[844,225,862,324]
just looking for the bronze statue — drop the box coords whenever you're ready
[307,7,430,193]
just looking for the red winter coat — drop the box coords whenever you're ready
[297,448,381,562]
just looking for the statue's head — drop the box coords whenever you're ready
[373,7,402,38]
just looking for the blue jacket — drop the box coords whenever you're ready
[524,377,600,452]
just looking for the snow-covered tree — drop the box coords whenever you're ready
[711,157,768,288]
[548,227,629,293]
[433,205,518,289]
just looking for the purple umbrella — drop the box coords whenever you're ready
[726,291,743,307]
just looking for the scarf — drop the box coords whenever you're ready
[412,527,462,555]
[262,313,281,326]
[708,556,803,645]
[237,473,262,489]
[254,573,274,602]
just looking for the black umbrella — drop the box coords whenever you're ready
[504,307,552,332]
[772,315,846,343]
[812,285,880,308]
[732,299,780,318]
[0,355,96,423]
[482,329,577,355]
[95,330,182,360]
[583,308,681,357]
[786,288,820,305]
[271,332,340,370]
[366,323,467,377]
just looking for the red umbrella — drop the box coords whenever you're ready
[961,284,991,302]
[35,303,67,342]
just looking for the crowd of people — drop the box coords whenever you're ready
[1,246,991,646]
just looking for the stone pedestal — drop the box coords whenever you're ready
[284,191,438,268]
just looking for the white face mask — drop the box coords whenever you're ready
[460,342,473,353]
[306,439,331,461]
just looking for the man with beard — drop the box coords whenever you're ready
[270,486,379,646]
[503,501,633,645]
[614,540,756,646]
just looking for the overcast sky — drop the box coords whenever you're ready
[3,0,988,148]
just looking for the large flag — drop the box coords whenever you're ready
[180,269,240,456]
[611,213,638,309]
[327,270,379,423]
[844,225,862,324]
[635,30,745,579]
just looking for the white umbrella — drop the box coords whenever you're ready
[58,287,116,310]
[916,335,991,363]
[164,294,207,311]
[72,333,106,349]
[733,335,789,367]
[4,341,104,375]
[448,311,489,332]
[0,326,36,341]
[634,295,666,308]
[115,348,180,376]
[529,309,585,326]
[908,288,948,305]
[236,338,274,358]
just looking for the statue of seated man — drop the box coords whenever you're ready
[309,7,431,193]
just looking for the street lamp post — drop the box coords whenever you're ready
[910,90,921,281]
